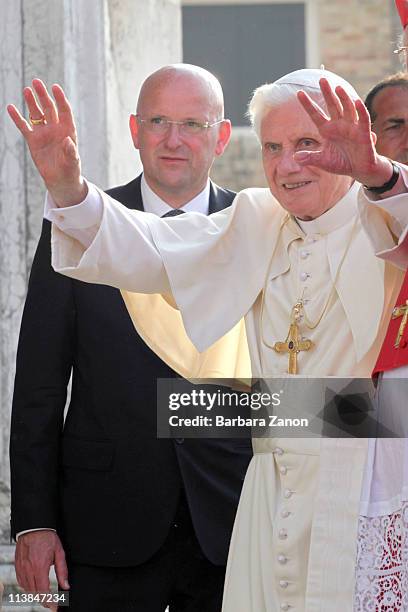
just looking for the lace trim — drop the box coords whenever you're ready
[355,502,408,611]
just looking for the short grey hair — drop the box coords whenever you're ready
[248,83,326,139]
[247,68,360,140]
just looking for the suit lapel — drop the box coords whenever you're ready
[209,181,235,213]
[106,174,145,212]
[110,176,234,214]
[129,175,144,211]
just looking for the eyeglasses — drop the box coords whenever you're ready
[137,116,224,136]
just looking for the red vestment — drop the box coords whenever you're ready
[373,271,408,374]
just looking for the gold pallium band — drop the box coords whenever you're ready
[29,114,46,126]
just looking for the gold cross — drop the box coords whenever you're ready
[273,303,313,374]
[392,299,408,348]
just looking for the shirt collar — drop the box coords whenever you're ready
[141,174,210,216]
[295,181,360,235]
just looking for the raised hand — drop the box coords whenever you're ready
[7,79,87,207]
[295,78,394,188]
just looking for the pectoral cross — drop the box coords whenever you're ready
[392,300,408,348]
[273,302,313,374]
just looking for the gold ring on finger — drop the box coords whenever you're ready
[29,114,46,126]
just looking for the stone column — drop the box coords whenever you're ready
[0,1,27,547]
[0,0,181,594]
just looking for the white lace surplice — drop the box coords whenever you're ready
[356,500,408,611]
[356,368,408,611]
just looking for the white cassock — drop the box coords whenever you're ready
[47,171,408,611]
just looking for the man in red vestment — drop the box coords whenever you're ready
[365,0,408,377]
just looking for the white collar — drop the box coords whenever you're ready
[296,182,360,235]
[270,181,386,361]
[141,174,210,216]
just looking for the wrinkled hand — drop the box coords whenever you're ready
[15,530,69,611]
[296,78,393,187]
[7,79,87,207]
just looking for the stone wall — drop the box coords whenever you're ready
[211,128,267,192]
[319,0,400,98]
[1,1,27,547]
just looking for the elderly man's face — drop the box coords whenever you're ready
[129,74,230,205]
[372,86,408,164]
[261,100,352,220]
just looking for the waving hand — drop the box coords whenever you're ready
[7,79,87,207]
[295,78,396,189]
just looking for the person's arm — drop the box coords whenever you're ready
[10,219,72,598]
[295,78,408,267]
[43,182,172,293]
[7,79,254,356]
[356,164,408,269]
[295,78,407,195]
[7,80,172,294]
[7,79,87,208]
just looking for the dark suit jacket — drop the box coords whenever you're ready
[10,175,252,567]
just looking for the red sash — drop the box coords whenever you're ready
[373,271,408,375]
[396,0,408,27]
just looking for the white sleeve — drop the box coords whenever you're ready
[50,182,172,294]
[358,164,408,269]
[44,182,103,249]
[49,186,277,353]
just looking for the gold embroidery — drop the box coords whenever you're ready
[392,299,408,348]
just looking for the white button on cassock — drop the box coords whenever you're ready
[279,580,289,589]
[277,554,287,564]
[281,604,290,611]
[300,271,310,281]
[279,466,287,475]
[274,447,284,456]
[300,250,309,259]
[284,488,293,499]
[278,528,288,539]
[281,509,290,518]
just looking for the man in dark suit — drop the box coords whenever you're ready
[9,64,252,612]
